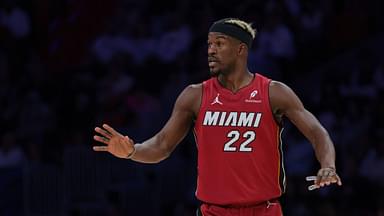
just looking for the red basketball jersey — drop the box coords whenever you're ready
[194,73,285,206]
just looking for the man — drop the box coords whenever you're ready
[93,18,342,216]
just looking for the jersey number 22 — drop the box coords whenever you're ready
[223,130,255,152]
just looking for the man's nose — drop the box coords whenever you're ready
[208,45,217,55]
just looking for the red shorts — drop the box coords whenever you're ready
[198,200,283,216]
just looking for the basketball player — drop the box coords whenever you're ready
[93,18,342,216]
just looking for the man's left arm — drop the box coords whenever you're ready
[269,81,342,190]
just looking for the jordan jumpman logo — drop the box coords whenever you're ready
[211,93,223,105]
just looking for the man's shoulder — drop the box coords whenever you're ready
[189,83,203,89]
[176,83,203,116]
[183,83,203,96]
[180,77,215,102]
[178,83,203,102]
[269,80,291,94]
[184,83,203,101]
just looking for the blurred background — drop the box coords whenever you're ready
[0,0,384,215]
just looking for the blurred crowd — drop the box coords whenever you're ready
[0,0,383,215]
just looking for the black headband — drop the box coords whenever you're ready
[209,20,253,48]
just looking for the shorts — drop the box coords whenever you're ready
[197,200,283,216]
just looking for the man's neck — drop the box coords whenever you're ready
[218,69,254,93]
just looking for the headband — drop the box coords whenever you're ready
[209,20,253,47]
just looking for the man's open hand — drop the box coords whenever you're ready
[93,124,135,158]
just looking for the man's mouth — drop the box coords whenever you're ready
[208,57,219,67]
[209,61,218,67]
[208,57,218,62]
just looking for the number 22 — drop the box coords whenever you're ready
[223,130,255,152]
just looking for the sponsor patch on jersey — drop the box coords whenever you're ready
[245,90,262,103]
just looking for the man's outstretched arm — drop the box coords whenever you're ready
[269,81,342,189]
[93,84,201,163]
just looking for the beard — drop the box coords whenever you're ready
[209,68,220,77]
[209,63,234,77]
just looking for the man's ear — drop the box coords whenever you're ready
[238,43,247,56]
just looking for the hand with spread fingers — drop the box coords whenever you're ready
[306,167,342,191]
[93,124,135,159]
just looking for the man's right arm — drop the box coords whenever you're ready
[130,84,201,163]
